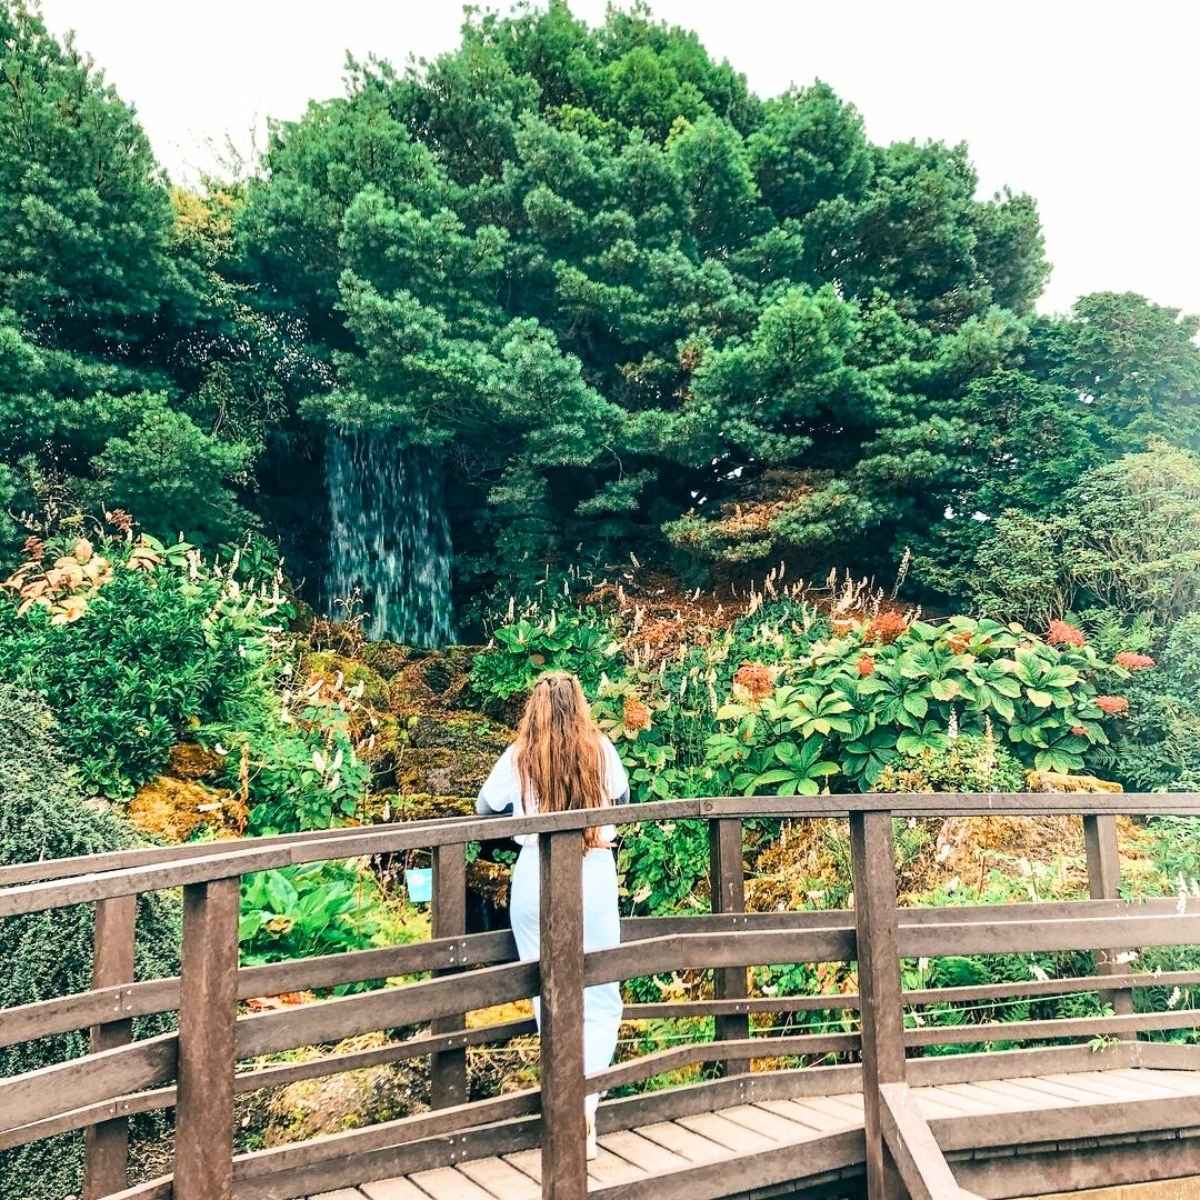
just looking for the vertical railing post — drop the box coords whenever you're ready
[431,841,468,1108]
[709,817,749,1075]
[849,810,906,1200]
[539,827,587,1200]
[83,894,137,1199]
[1083,813,1135,1016]
[175,876,240,1200]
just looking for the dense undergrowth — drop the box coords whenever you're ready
[5,505,1200,1195]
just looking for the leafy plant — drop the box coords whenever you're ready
[239,861,382,967]
[470,607,623,701]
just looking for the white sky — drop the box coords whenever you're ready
[40,0,1200,317]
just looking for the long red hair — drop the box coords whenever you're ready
[513,672,608,849]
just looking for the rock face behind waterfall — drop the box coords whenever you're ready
[326,432,455,648]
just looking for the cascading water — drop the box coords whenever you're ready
[325,431,455,647]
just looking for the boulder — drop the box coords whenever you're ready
[360,640,414,680]
[262,1033,425,1146]
[394,747,496,797]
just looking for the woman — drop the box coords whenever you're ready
[476,671,627,1159]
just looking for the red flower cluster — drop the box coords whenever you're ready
[623,695,652,733]
[1114,651,1156,671]
[857,654,876,677]
[1046,620,1085,648]
[1095,695,1129,716]
[946,630,973,655]
[865,611,908,645]
[733,661,774,701]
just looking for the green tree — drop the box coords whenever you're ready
[0,1,254,545]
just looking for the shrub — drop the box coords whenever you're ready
[875,732,1026,794]
[470,606,623,701]
[0,686,180,1200]
[0,532,282,798]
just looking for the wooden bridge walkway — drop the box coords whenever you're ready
[5,793,1200,1200]
[308,1063,1200,1200]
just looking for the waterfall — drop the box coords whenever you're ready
[326,431,455,647]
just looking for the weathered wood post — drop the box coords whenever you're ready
[849,809,906,1200]
[83,894,137,1199]
[1083,813,1135,1016]
[174,876,240,1200]
[710,817,750,1075]
[431,841,468,1108]
[538,827,587,1200]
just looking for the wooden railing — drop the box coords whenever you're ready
[3,793,1200,1200]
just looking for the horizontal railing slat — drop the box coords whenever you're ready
[3,793,1198,916]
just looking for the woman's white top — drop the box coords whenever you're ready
[476,736,628,847]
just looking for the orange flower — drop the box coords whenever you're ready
[1095,695,1129,716]
[1047,620,1085,647]
[732,662,774,701]
[857,654,876,677]
[864,611,908,645]
[946,630,973,654]
[622,695,652,733]
[1115,651,1155,671]
[1071,725,1086,737]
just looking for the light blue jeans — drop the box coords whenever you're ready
[510,842,623,1119]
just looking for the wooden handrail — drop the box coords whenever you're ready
[2,792,1197,1200]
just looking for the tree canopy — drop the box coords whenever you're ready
[2,0,1198,613]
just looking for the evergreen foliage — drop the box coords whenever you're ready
[0,685,180,1200]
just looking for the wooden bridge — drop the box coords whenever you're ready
[5,794,1200,1200]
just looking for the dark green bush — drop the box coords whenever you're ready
[0,686,181,1200]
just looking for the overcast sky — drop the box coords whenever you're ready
[39,0,1200,318]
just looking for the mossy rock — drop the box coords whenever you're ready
[301,650,391,711]
[356,713,407,789]
[407,715,512,754]
[394,747,496,796]
[360,640,414,680]
[262,1032,425,1145]
[382,793,475,822]
[1026,771,1122,794]
[128,776,244,843]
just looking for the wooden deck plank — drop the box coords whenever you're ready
[1041,1070,1137,1100]
[1000,1075,1106,1105]
[719,1103,818,1143]
[913,1089,976,1120]
[360,1178,428,1200]
[755,1098,848,1133]
[458,1157,542,1200]
[598,1129,687,1174]
[676,1110,778,1152]
[969,1078,1074,1110]
[408,1166,498,1199]
[1113,1068,1200,1095]
[1052,1069,1175,1101]
[780,1098,862,1131]
[634,1119,732,1164]
[585,1145,648,1186]
[802,1094,864,1121]
[936,1081,1025,1112]
[917,1084,998,1114]
[501,1149,542,1184]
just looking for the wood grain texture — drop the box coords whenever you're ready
[708,817,749,1075]
[83,894,137,1200]
[537,829,586,1200]
[175,876,239,1200]
[849,811,906,1200]
[430,841,467,1109]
